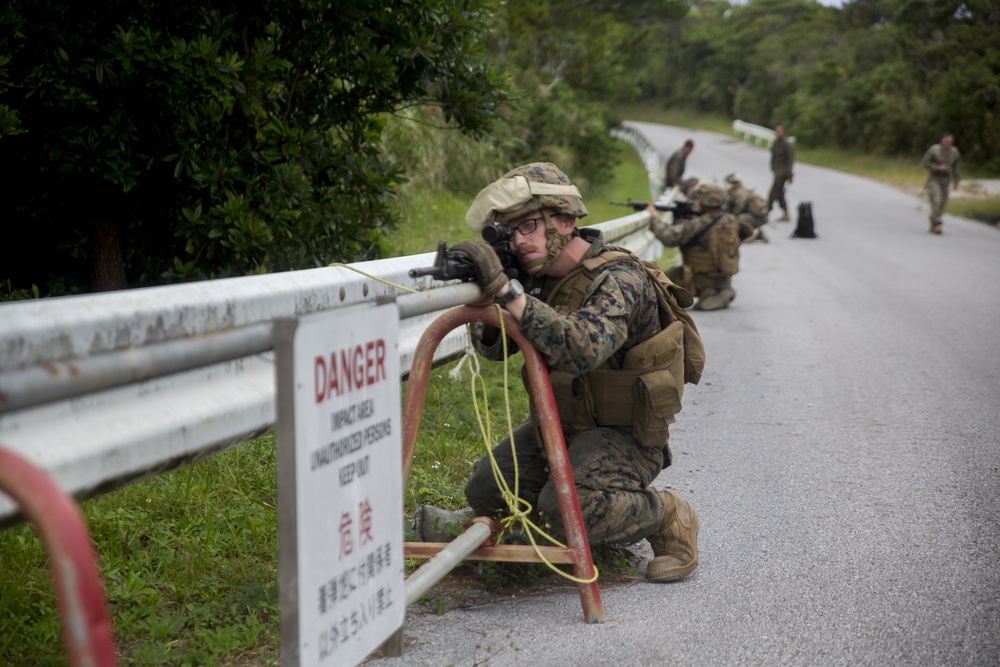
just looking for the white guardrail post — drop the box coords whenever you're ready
[0,128,669,524]
[732,119,795,148]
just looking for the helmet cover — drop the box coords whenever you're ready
[465,162,588,233]
[691,182,727,208]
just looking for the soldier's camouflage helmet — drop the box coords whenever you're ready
[465,162,588,233]
[723,172,742,187]
[691,182,727,208]
[679,176,701,198]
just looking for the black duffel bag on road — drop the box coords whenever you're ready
[792,201,818,238]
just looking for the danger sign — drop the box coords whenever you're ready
[275,301,404,667]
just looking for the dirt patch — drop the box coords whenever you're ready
[950,178,1000,199]
[402,561,644,618]
[361,564,644,662]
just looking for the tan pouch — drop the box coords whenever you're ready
[632,370,682,447]
[548,369,597,434]
[625,320,685,447]
[665,264,695,295]
[625,321,685,378]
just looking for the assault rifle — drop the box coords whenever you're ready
[609,199,698,219]
[408,224,524,283]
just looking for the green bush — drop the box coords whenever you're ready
[0,0,509,294]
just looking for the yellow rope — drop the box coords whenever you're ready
[329,258,599,583]
[462,305,598,585]
[327,262,417,294]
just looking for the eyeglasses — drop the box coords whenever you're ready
[511,216,544,237]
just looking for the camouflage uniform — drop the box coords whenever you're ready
[448,162,701,583]
[767,134,795,217]
[922,139,961,232]
[725,173,768,242]
[664,147,689,189]
[651,183,742,311]
[466,234,668,546]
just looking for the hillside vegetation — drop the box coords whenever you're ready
[2,0,997,297]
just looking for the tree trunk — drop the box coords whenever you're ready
[89,216,128,292]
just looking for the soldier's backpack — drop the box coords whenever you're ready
[706,215,742,274]
[792,202,818,238]
[570,248,706,386]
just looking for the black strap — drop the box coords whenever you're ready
[686,213,725,248]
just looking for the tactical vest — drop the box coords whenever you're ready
[526,248,705,448]
[681,212,741,275]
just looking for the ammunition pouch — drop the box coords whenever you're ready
[546,368,597,434]
[544,321,685,447]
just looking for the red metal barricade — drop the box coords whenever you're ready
[401,304,605,623]
[0,446,118,666]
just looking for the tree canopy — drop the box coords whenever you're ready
[638,0,999,166]
[2,0,997,298]
[0,0,509,294]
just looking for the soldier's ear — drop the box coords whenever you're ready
[551,214,576,234]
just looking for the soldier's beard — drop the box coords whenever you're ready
[515,244,543,267]
[517,212,574,275]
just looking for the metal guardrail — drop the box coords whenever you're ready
[732,119,796,148]
[613,122,664,199]
[0,180,666,524]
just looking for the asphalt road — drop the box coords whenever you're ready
[372,122,1000,667]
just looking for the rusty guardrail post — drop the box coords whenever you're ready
[0,446,118,666]
[400,304,605,624]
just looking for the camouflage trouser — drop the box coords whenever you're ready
[767,172,791,213]
[693,273,734,311]
[464,421,665,546]
[927,177,950,226]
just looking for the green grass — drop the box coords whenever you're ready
[385,137,663,258]
[1,437,281,666]
[614,102,735,136]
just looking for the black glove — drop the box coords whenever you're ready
[450,240,507,297]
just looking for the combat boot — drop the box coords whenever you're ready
[695,291,730,311]
[646,489,699,583]
[414,504,474,542]
[930,224,943,235]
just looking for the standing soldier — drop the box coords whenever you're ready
[664,139,695,191]
[724,172,769,243]
[767,124,795,221]
[921,132,961,235]
[649,183,747,311]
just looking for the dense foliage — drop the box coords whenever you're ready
[0,0,508,294]
[1,0,996,298]
[640,0,1000,168]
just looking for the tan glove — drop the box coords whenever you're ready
[450,240,507,297]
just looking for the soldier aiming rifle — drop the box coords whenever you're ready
[412,161,705,584]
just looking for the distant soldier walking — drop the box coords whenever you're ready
[766,124,794,221]
[921,132,961,235]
